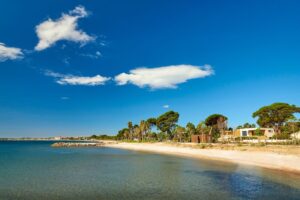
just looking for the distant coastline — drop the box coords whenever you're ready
[0,137,90,141]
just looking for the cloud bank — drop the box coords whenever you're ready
[115,64,214,89]
[35,6,94,51]
[0,43,23,62]
[45,71,110,86]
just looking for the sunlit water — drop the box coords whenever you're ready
[0,141,300,200]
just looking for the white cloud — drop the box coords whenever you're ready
[96,51,101,57]
[163,105,170,109]
[57,75,110,86]
[35,5,94,51]
[45,70,110,86]
[80,51,102,59]
[0,43,23,61]
[115,64,214,89]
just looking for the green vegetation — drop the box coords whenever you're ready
[156,111,179,139]
[114,110,227,143]
[237,123,256,129]
[204,114,228,142]
[89,102,300,144]
[252,102,300,137]
[89,134,117,140]
[253,128,264,136]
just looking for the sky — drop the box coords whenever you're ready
[0,0,300,137]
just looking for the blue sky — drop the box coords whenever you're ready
[0,0,299,137]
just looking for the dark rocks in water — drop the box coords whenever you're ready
[51,142,104,147]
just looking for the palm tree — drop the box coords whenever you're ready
[123,129,130,140]
[196,121,209,134]
[133,125,141,141]
[186,122,196,142]
[140,120,146,141]
[175,125,186,142]
[128,121,133,140]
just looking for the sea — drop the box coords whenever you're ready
[0,141,300,200]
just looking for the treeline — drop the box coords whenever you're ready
[88,134,117,140]
[114,102,300,142]
[252,103,300,139]
[116,111,228,142]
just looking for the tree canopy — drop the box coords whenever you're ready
[252,103,300,132]
[147,117,157,130]
[205,114,228,128]
[186,122,196,135]
[237,122,256,129]
[204,114,228,141]
[156,111,179,138]
[115,102,299,143]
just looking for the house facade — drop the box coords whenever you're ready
[233,128,275,138]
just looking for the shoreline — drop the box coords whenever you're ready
[102,141,300,174]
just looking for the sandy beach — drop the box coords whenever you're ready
[103,141,300,173]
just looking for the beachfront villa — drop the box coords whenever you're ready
[219,128,276,141]
[233,128,275,138]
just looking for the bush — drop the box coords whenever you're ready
[272,133,290,139]
[234,136,258,141]
[198,143,206,149]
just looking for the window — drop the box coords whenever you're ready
[242,131,247,136]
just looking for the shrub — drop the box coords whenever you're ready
[272,133,290,139]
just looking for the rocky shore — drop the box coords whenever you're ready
[51,142,104,147]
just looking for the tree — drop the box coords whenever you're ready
[205,114,228,141]
[196,121,210,135]
[253,128,263,136]
[174,125,186,142]
[287,117,300,133]
[147,118,157,129]
[243,123,256,128]
[252,103,300,135]
[186,122,196,142]
[123,129,130,140]
[140,120,150,141]
[91,134,97,139]
[186,122,196,134]
[133,124,141,141]
[146,117,157,139]
[237,123,256,129]
[156,111,179,139]
[117,128,129,140]
[128,121,133,140]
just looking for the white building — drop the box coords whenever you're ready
[233,128,275,138]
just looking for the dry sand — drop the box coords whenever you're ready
[103,141,300,174]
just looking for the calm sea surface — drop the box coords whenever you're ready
[0,141,300,200]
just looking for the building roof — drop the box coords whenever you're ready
[237,128,274,131]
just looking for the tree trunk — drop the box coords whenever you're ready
[209,127,213,143]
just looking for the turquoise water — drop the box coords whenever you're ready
[0,141,300,200]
